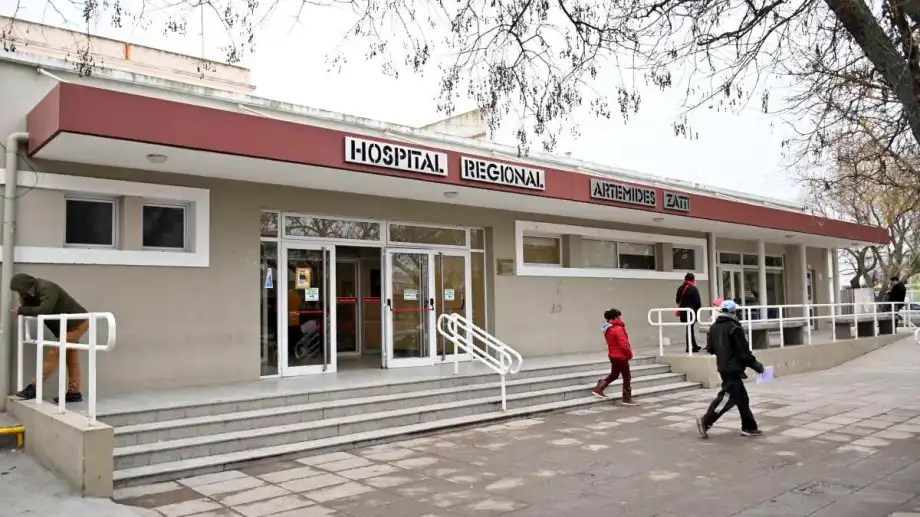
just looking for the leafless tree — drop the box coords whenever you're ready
[805,136,920,290]
[5,0,920,163]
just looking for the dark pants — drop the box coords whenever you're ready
[702,372,758,432]
[680,312,699,352]
[603,358,632,401]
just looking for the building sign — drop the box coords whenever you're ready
[460,157,546,191]
[590,179,657,208]
[345,136,447,177]
[664,192,691,212]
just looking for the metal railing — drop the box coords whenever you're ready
[17,312,117,424]
[436,312,522,411]
[915,328,920,344]
[647,307,696,356]
[649,302,914,355]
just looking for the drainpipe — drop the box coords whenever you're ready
[0,132,29,410]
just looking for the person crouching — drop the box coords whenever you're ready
[592,309,639,406]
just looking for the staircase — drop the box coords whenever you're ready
[106,355,699,487]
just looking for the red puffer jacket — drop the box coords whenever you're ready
[603,319,634,360]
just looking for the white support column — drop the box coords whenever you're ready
[707,232,718,303]
[757,240,768,307]
[830,248,841,303]
[800,243,809,317]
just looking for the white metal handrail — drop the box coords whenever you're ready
[647,307,697,356]
[17,312,117,424]
[651,301,913,355]
[436,312,522,411]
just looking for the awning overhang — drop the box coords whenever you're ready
[25,83,890,248]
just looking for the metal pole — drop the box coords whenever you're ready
[0,132,30,410]
[500,374,507,412]
[57,316,67,414]
[779,309,785,348]
[16,316,23,391]
[35,317,44,405]
[89,316,97,424]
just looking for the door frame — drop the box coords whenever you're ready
[383,248,437,369]
[280,242,337,376]
[434,249,473,363]
[335,257,362,357]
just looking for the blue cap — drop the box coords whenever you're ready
[720,300,738,312]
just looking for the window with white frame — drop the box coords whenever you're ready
[4,170,209,267]
[522,235,561,265]
[143,204,187,249]
[618,242,656,270]
[673,246,703,272]
[582,239,618,268]
[65,198,116,247]
[515,221,708,279]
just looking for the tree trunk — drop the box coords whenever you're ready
[825,0,920,145]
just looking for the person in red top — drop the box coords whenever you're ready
[592,309,639,405]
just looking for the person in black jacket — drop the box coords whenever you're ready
[676,273,702,353]
[888,276,907,312]
[696,299,765,439]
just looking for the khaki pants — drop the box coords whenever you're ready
[33,320,88,393]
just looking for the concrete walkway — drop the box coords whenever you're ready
[0,449,153,517]
[110,336,920,517]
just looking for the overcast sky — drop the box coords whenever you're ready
[1,1,801,203]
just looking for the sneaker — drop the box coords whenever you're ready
[53,392,83,404]
[15,384,36,400]
[741,429,763,437]
[620,400,640,406]
[696,417,709,439]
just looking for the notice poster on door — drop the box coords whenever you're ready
[403,288,419,301]
[444,288,456,301]
[305,287,320,302]
[295,268,312,289]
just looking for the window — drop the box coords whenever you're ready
[65,199,115,247]
[261,211,279,238]
[765,256,784,268]
[523,235,561,265]
[143,205,187,249]
[388,224,467,246]
[515,221,706,279]
[719,252,742,265]
[582,239,618,268]
[618,242,656,270]
[470,228,485,250]
[285,215,381,241]
[743,254,758,267]
[672,247,697,271]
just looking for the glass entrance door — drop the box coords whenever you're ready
[435,251,472,362]
[281,243,336,375]
[720,268,743,305]
[384,249,436,368]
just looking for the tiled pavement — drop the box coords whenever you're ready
[116,338,920,517]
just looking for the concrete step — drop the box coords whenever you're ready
[113,372,688,470]
[113,379,699,485]
[113,363,673,447]
[99,356,657,427]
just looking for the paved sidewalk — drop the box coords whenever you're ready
[114,337,920,517]
[0,449,153,517]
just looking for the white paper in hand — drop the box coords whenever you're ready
[755,365,774,384]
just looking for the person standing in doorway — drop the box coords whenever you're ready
[11,274,89,403]
[696,299,765,439]
[676,273,702,353]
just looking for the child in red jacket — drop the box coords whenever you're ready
[592,309,639,405]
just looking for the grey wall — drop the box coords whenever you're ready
[8,159,713,396]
